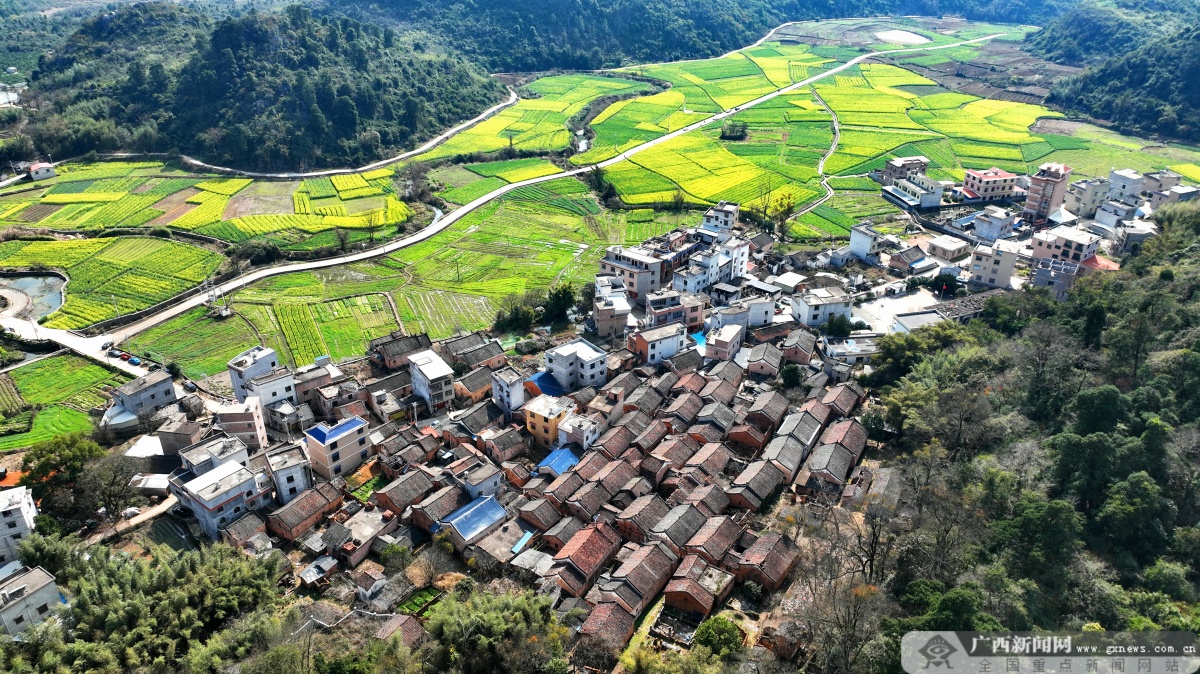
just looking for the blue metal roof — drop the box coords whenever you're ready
[536,447,579,478]
[511,530,534,555]
[305,416,366,445]
[442,496,506,542]
[529,371,567,397]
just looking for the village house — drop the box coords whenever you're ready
[550,522,624,597]
[627,324,689,366]
[781,329,816,365]
[663,553,735,621]
[369,332,433,370]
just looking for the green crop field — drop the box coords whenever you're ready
[0,237,223,329]
[125,307,263,380]
[10,354,130,408]
[408,74,651,163]
[0,406,93,452]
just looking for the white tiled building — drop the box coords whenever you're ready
[545,339,607,392]
[0,487,36,565]
[790,287,852,328]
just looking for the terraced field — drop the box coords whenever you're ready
[0,236,223,329]
[409,74,651,162]
[0,354,131,451]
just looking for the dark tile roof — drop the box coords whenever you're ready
[749,391,789,427]
[545,471,586,505]
[374,614,426,646]
[731,461,785,504]
[632,420,669,452]
[519,498,563,531]
[697,402,736,433]
[614,410,653,436]
[269,482,342,530]
[762,435,807,478]
[567,481,613,519]
[672,372,707,395]
[375,333,432,359]
[667,349,703,374]
[821,382,865,417]
[778,412,822,448]
[698,379,738,406]
[783,329,817,353]
[685,516,742,562]
[618,494,671,533]
[681,483,730,517]
[442,332,487,356]
[595,426,635,458]
[448,401,504,437]
[377,470,435,511]
[455,366,494,394]
[545,515,584,545]
[414,485,470,522]
[821,419,868,458]
[798,399,834,428]
[739,531,798,586]
[708,360,743,385]
[685,442,731,477]
[461,341,506,367]
[663,392,705,428]
[555,522,622,575]
[575,451,611,480]
[593,460,638,495]
[367,369,412,394]
[650,372,679,395]
[651,504,706,548]
[685,422,725,445]
[747,343,782,369]
[579,602,635,645]
[805,443,855,484]
[625,385,664,415]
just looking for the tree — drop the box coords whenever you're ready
[991,491,1082,584]
[77,455,144,527]
[823,313,853,338]
[1050,432,1118,514]
[1096,471,1176,568]
[781,363,803,389]
[20,434,106,511]
[1072,385,1126,436]
[692,616,743,659]
[542,284,574,323]
[576,282,596,314]
[422,589,569,674]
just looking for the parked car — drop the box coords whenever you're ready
[107,349,122,358]
[119,353,131,361]
[101,340,113,350]
[148,363,161,371]
[128,356,142,366]
[182,381,197,392]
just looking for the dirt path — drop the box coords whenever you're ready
[791,86,841,226]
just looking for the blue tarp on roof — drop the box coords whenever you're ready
[442,496,506,543]
[536,447,579,478]
[529,371,567,397]
[511,530,534,555]
[305,416,366,445]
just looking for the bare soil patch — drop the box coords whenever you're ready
[14,203,63,223]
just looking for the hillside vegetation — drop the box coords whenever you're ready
[24,3,505,170]
[1027,0,1200,142]
[354,0,1078,73]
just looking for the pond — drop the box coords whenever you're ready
[0,274,64,319]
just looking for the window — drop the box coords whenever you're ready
[334,466,343,474]
[360,450,368,459]
[234,506,241,514]
[13,616,23,625]
[330,441,338,449]
[286,475,295,483]
[245,491,253,498]
[286,385,292,392]
[332,452,340,462]
[289,487,297,495]
[6,521,15,529]
[358,437,366,446]
[36,604,47,615]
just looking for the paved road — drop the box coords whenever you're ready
[84,495,178,546]
[0,30,1006,356]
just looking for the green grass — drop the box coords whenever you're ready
[351,475,389,502]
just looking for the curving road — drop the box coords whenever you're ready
[0,30,1006,360]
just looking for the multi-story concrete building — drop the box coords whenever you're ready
[883,173,945,210]
[245,367,297,410]
[491,367,526,418]
[968,239,1021,289]
[962,167,1017,202]
[1144,170,1181,194]
[409,350,454,414]
[627,324,689,366]
[0,566,60,636]
[701,201,739,232]
[880,155,928,186]
[848,224,890,264]
[671,237,750,295]
[645,290,705,331]
[925,234,971,261]
[707,324,744,361]
[253,444,313,505]
[971,205,1018,242]
[304,416,371,479]
[593,275,633,338]
[1023,162,1072,225]
[545,338,608,392]
[599,246,669,304]
[1033,258,1080,302]
[1032,225,1100,264]
[227,346,280,403]
[170,458,273,539]
[1064,177,1110,218]
[113,370,176,416]
[214,396,269,452]
[1108,168,1144,202]
[790,287,852,328]
[525,394,573,449]
[0,487,36,565]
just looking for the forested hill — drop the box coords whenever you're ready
[339,0,1078,73]
[1026,0,1200,143]
[25,3,505,170]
